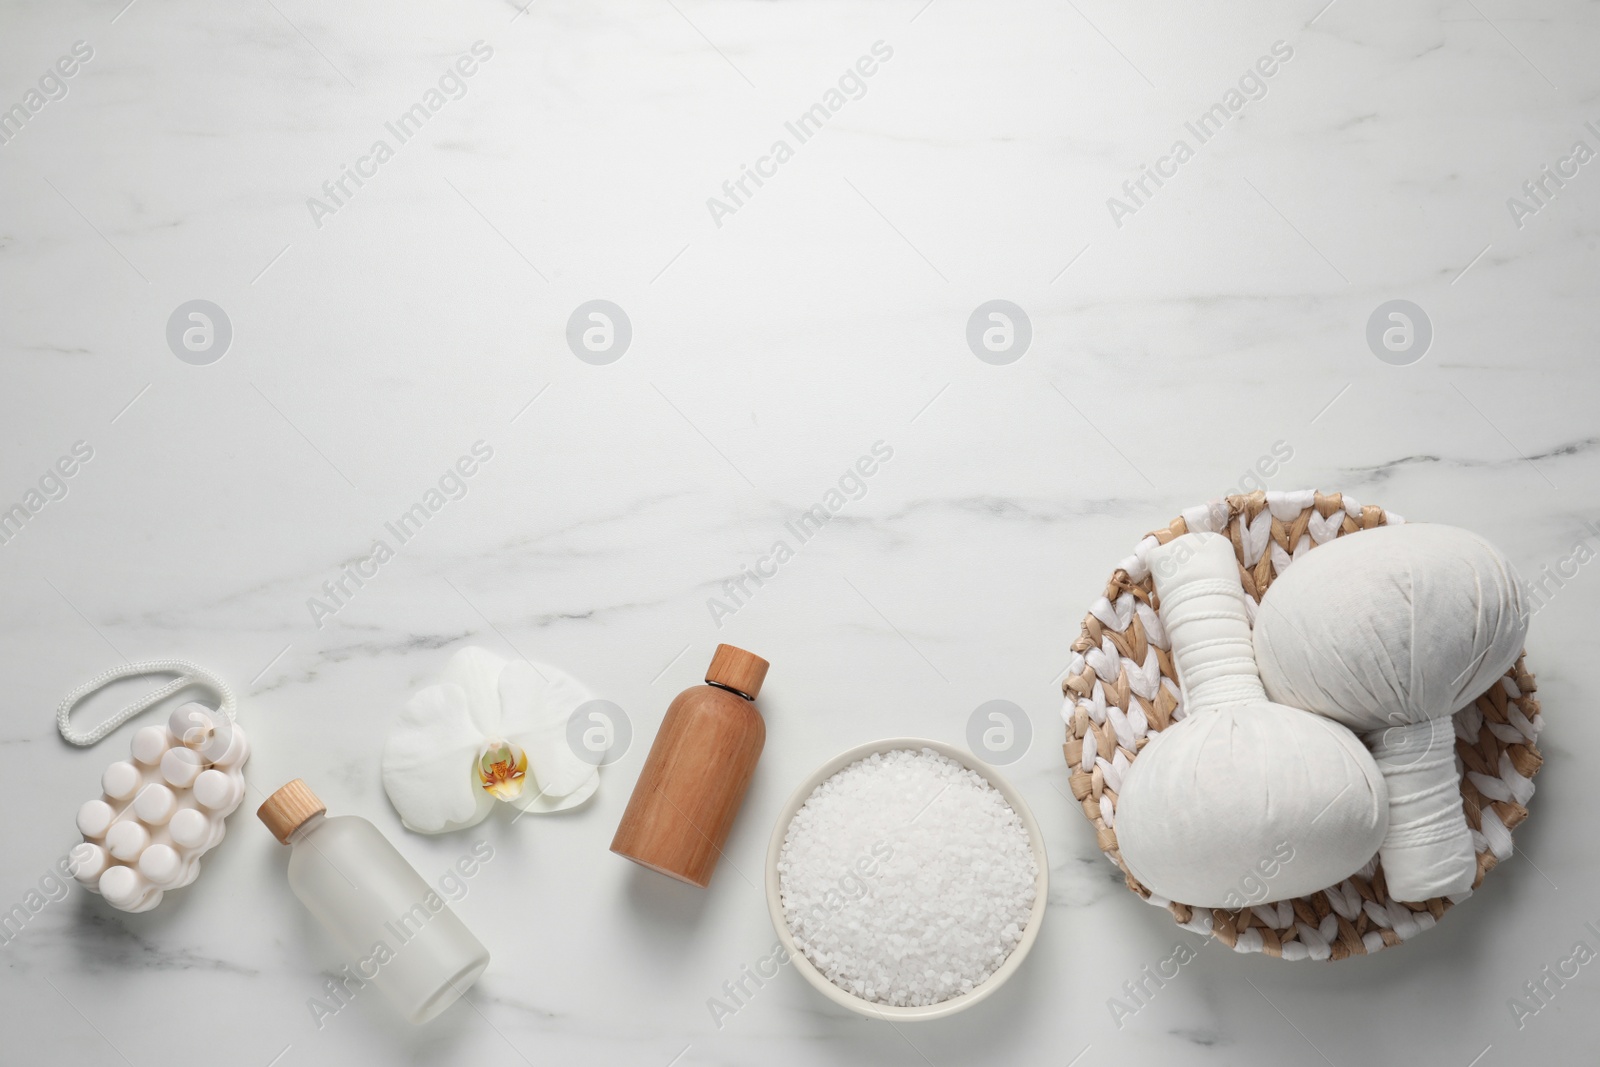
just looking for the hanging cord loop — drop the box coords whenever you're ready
[57,659,237,747]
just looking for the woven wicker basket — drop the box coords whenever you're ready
[1061,491,1543,960]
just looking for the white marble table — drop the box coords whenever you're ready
[3,0,1598,1063]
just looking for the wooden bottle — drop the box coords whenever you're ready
[610,644,769,887]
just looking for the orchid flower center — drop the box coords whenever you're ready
[476,739,529,801]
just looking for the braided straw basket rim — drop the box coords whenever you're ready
[1060,490,1543,960]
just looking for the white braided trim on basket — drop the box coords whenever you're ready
[1060,489,1540,958]
[1145,851,1467,959]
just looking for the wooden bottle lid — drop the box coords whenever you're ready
[706,644,768,700]
[257,779,326,844]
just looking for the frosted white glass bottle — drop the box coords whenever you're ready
[259,779,490,1023]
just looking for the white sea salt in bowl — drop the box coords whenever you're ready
[765,737,1049,1021]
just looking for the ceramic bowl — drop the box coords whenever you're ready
[763,736,1049,1021]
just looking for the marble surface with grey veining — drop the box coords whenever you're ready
[3,1,1599,1064]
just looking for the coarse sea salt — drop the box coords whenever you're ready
[777,747,1037,1007]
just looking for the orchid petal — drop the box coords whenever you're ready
[439,646,510,737]
[498,660,595,800]
[381,683,493,833]
[506,765,599,814]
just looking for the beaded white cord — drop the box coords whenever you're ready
[57,660,237,747]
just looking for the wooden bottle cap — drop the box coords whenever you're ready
[257,779,326,844]
[706,644,768,700]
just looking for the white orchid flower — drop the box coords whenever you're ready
[382,647,599,833]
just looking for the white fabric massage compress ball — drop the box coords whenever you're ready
[1253,523,1529,901]
[1115,533,1389,908]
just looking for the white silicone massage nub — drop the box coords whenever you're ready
[62,665,249,913]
